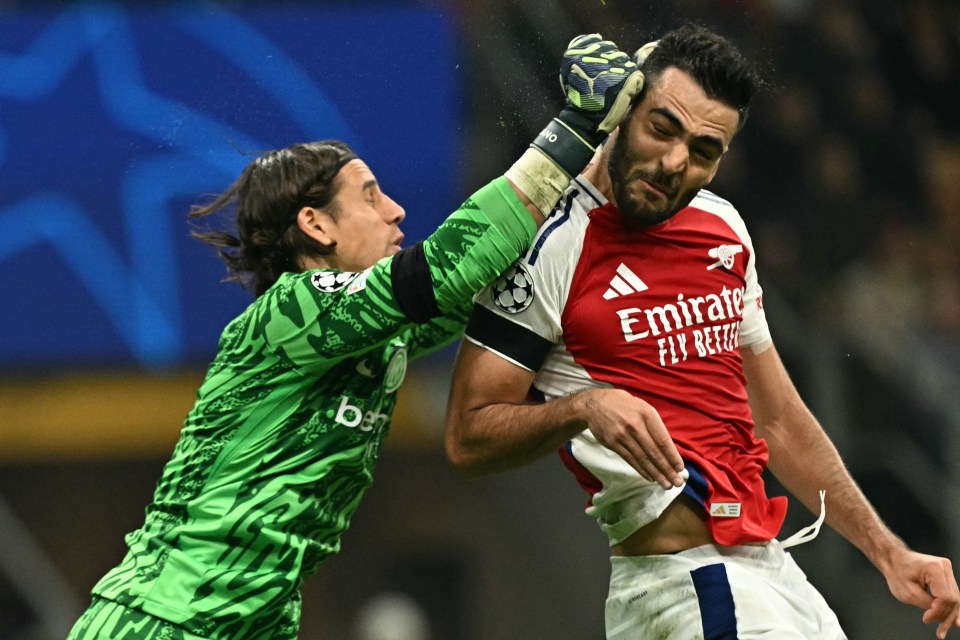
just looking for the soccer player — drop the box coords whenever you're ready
[66,35,646,640]
[444,24,960,639]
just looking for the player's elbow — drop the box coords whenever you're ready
[443,429,478,476]
[443,441,473,476]
[443,419,490,478]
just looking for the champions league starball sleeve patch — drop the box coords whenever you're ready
[491,262,535,314]
[310,271,359,293]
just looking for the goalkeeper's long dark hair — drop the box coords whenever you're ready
[638,23,763,131]
[189,140,358,296]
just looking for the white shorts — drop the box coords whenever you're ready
[605,542,847,639]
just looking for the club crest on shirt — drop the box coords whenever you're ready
[492,262,535,314]
[383,346,408,393]
[311,270,358,293]
[706,244,743,271]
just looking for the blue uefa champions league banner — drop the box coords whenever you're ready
[0,2,461,370]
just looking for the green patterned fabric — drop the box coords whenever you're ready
[69,597,209,640]
[70,178,534,639]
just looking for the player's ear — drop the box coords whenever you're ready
[297,206,336,248]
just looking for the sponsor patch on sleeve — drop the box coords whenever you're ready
[346,269,371,295]
[491,262,535,314]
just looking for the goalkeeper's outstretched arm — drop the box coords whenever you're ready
[506,34,647,222]
[405,34,649,319]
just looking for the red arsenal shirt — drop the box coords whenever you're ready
[465,176,787,546]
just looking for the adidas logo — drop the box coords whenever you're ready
[709,502,741,518]
[603,263,648,299]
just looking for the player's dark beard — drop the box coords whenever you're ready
[608,134,696,228]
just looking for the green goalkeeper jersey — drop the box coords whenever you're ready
[88,178,535,639]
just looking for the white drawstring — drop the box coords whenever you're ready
[780,490,827,549]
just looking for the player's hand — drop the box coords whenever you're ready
[507,34,650,216]
[881,548,960,638]
[576,388,684,490]
[528,34,644,182]
[558,34,646,147]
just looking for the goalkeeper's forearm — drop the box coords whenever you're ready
[503,119,596,226]
[504,124,593,219]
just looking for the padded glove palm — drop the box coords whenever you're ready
[531,34,646,178]
[506,34,649,215]
[560,34,644,145]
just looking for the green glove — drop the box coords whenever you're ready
[532,34,646,178]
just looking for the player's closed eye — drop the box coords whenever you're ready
[692,146,716,161]
[652,122,673,137]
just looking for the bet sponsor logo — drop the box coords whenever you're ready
[334,395,389,433]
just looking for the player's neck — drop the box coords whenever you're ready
[298,254,334,272]
[581,146,615,204]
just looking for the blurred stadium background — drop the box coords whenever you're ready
[0,0,957,638]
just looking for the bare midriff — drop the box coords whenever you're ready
[611,494,714,556]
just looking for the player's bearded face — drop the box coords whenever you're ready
[608,119,701,227]
[607,70,740,228]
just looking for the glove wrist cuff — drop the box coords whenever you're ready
[530,117,599,180]
[557,109,608,148]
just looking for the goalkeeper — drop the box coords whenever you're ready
[66,35,654,640]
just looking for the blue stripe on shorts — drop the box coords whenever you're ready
[691,564,738,639]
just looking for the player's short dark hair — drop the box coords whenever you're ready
[189,140,358,296]
[639,23,761,131]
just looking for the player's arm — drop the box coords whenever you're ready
[408,34,646,321]
[444,339,684,489]
[744,343,960,638]
[332,34,647,361]
[265,36,647,365]
[400,302,471,362]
